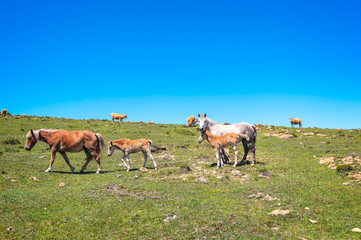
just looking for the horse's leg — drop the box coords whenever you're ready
[219,149,224,167]
[221,149,229,163]
[80,149,93,173]
[251,146,256,164]
[45,149,57,173]
[142,152,148,168]
[147,151,157,170]
[125,153,131,171]
[233,145,239,167]
[90,151,101,174]
[121,153,128,169]
[215,149,220,169]
[60,152,75,173]
[241,140,249,163]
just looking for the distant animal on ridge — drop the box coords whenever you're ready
[198,113,257,164]
[186,115,199,127]
[107,139,157,171]
[24,129,105,174]
[289,118,302,128]
[1,109,7,116]
[110,113,128,123]
[197,129,250,168]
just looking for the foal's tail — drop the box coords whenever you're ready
[95,133,105,155]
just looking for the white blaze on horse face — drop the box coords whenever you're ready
[198,117,208,130]
[108,145,114,156]
[24,131,37,150]
[197,132,205,143]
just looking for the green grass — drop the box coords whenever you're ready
[1,116,361,239]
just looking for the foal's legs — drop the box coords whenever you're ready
[221,149,229,163]
[215,149,223,168]
[45,149,57,173]
[120,153,128,169]
[142,152,148,168]
[125,153,131,171]
[233,145,239,167]
[60,152,75,173]
[144,150,157,170]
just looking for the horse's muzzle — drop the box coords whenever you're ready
[24,146,31,151]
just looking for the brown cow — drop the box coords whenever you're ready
[186,115,199,127]
[110,113,128,123]
[289,118,302,128]
[1,109,7,116]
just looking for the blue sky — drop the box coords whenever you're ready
[1,1,361,129]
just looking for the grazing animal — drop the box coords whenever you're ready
[198,113,257,164]
[110,113,128,123]
[107,139,157,171]
[289,118,302,128]
[24,129,105,174]
[186,116,199,127]
[148,120,155,124]
[1,109,7,116]
[197,129,250,168]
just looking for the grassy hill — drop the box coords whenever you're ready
[1,115,361,239]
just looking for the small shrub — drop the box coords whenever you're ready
[336,164,354,173]
[1,137,21,145]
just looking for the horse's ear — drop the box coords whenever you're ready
[204,113,207,117]
[198,114,200,117]
[30,129,35,137]
[110,141,113,146]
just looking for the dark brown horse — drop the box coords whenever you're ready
[24,129,105,174]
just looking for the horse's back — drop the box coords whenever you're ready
[212,122,256,140]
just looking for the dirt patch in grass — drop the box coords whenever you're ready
[84,184,161,201]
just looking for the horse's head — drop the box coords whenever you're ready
[24,129,38,151]
[197,128,207,143]
[108,141,115,156]
[198,113,208,131]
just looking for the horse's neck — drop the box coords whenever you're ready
[204,131,215,144]
[38,130,50,143]
[206,118,218,130]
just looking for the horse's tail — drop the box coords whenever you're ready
[252,125,257,146]
[238,133,250,142]
[95,133,105,155]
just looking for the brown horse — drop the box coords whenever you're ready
[24,129,105,174]
[1,109,7,116]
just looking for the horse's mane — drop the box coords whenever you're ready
[205,117,218,125]
[28,129,59,140]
